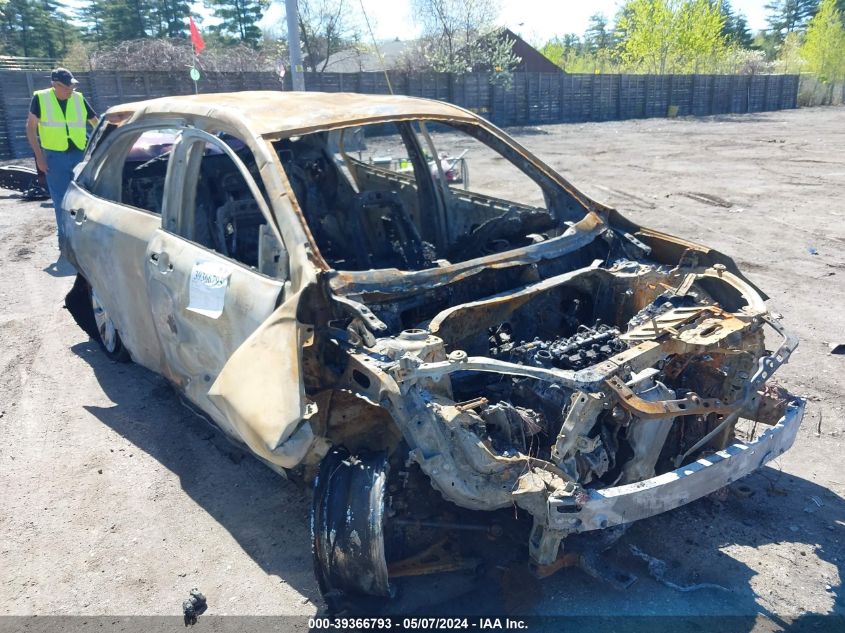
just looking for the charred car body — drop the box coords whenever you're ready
[62,92,805,607]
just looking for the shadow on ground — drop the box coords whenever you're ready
[72,340,844,627]
[43,256,75,278]
[72,340,321,607]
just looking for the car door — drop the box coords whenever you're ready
[64,124,183,372]
[143,128,289,439]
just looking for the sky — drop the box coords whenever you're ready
[257,0,770,45]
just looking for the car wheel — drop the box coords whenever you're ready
[311,448,392,614]
[90,287,131,363]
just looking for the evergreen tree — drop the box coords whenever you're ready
[75,0,108,47]
[765,0,819,39]
[584,13,614,53]
[204,0,267,47]
[76,0,179,46]
[103,0,150,42]
[0,0,78,57]
[149,0,190,39]
[720,0,753,47]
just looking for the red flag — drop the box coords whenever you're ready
[189,17,205,54]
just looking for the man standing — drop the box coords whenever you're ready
[26,68,99,249]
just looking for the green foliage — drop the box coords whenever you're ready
[540,36,579,70]
[800,0,845,81]
[541,34,623,73]
[751,29,782,59]
[617,0,728,73]
[102,0,149,42]
[75,0,189,46]
[149,0,190,39]
[0,0,79,58]
[774,31,804,72]
[204,0,267,47]
[542,1,753,75]
[584,13,616,53]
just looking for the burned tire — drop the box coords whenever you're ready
[66,275,130,362]
[90,286,131,362]
[66,275,131,363]
[311,448,392,614]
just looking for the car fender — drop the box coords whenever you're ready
[207,285,317,469]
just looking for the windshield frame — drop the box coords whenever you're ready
[263,114,603,289]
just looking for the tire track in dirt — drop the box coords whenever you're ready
[0,320,40,440]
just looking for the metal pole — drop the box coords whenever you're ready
[285,0,305,91]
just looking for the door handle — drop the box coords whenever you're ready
[69,208,85,224]
[149,251,173,272]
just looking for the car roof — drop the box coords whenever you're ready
[106,91,479,137]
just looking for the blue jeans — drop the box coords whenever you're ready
[44,148,84,248]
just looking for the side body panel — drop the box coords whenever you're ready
[144,228,284,432]
[64,181,165,371]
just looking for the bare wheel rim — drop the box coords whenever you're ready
[91,289,118,353]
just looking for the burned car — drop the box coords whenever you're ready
[62,92,805,608]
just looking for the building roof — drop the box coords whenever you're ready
[105,90,477,137]
[500,29,561,74]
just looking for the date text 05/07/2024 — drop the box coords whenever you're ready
[308,617,529,630]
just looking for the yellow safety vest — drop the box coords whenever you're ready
[35,88,88,151]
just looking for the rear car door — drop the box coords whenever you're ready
[64,125,183,372]
[144,129,290,436]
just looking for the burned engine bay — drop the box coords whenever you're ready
[265,115,804,606]
[310,241,804,602]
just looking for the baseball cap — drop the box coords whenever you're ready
[51,68,78,87]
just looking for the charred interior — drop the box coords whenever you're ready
[275,120,586,271]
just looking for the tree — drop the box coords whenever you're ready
[617,0,675,73]
[205,0,267,47]
[765,0,819,40]
[720,0,753,47]
[410,0,520,77]
[0,0,79,58]
[296,0,362,71]
[541,34,581,70]
[149,0,190,39]
[800,0,845,82]
[617,0,728,73]
[751,29,781,59]
[103,0,150,42]
[75,0,108,47]
[584,13,614,53]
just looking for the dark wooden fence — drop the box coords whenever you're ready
[0,70,799,160]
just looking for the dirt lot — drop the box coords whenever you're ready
[1,106,843,626]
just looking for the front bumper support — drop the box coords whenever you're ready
[548,399,806,532]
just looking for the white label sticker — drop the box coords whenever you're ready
[187,261,231,318]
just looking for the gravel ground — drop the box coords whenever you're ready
[1,106,843,627]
